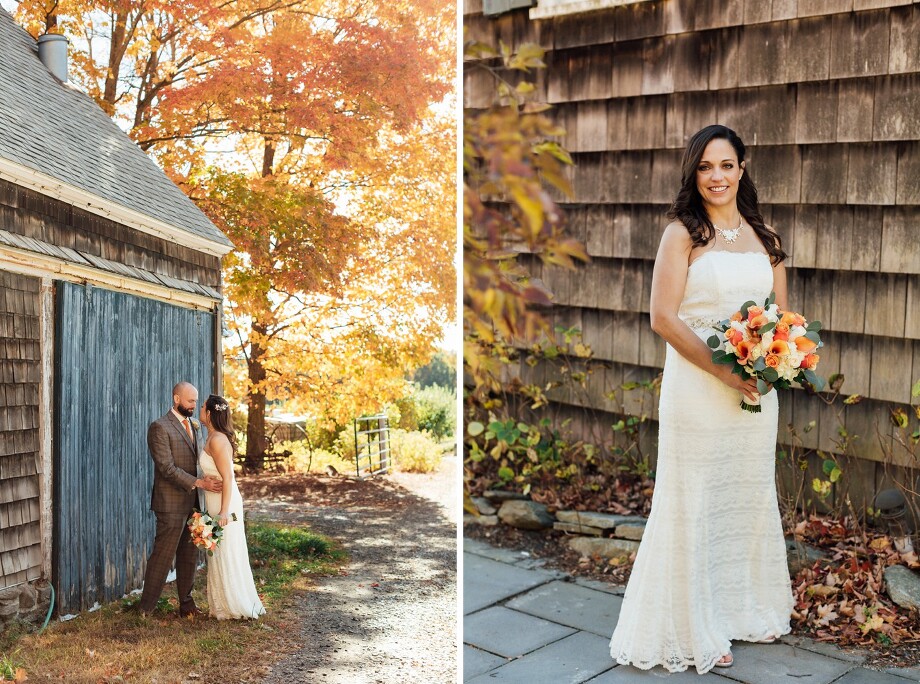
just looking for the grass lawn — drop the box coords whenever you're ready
[0,521,345,683]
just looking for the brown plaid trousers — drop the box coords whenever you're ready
[138,411,203,613]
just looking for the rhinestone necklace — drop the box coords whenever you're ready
[714,217,743,244]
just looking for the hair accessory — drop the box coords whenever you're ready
[213,402,229,412]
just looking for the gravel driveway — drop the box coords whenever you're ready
[240,455,457,683]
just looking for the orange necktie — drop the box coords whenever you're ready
[183,418,193,440]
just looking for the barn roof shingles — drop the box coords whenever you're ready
[0,9,232,251]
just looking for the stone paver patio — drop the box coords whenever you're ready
[463,537,920,683]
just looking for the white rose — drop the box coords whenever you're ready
[790,325,807,339]
[761,331,774,347]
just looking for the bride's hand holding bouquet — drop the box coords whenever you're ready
[707,291,826,413]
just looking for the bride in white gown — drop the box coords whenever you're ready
[199,394,265,620]
[609,125,793,673]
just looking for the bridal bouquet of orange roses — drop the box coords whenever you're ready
[187,510,237,556]
[707,292,825,413]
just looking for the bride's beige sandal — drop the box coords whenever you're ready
[755,635,779,644]
[714,653,734,668]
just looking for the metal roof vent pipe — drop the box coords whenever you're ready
[37,34,68,83]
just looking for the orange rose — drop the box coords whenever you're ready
[749,314,769,329]
[730,311,743,323]
[780,311,796,326]
[773,322,790,341]
[795,336,818,353]
[765,354,780,368]
[793,313,806,327]
[768,339,790,356]
[747,306,764,323]
[725,328,743,345]
[736,339,754,363]
[801,353,819,369]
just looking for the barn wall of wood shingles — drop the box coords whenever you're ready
[0,178,222,289]
[465,0,920,510]
[0,270,47,618]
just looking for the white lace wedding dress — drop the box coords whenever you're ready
[609,250,793,674]
[200,449,265,619]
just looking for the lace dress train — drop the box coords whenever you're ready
[200,450,265,620]
[609,251,793,674]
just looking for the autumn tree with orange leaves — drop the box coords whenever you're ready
[14,0,456,469]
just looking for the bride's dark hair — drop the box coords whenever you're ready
[667,124,786,265]
[205,394,237,451]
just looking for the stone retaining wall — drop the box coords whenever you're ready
[0,579,52,628]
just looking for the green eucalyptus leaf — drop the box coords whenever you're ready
[739,300,757,320]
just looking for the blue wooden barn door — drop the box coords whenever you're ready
[53,282,216,613]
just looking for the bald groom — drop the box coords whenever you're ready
[138,382,222,617]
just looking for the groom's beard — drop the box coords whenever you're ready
[176,405,195,418]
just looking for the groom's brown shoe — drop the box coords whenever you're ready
[179,603,204,619]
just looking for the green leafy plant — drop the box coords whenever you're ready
[412,385,456,439]
[389,428,444,473]
[246,523,344,601]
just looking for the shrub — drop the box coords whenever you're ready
[390,428,442,473]
[278,440,354,475]
[333,427,357,461]
[393,395,419,431]
[413,384,456,439]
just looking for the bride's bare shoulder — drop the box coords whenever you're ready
[659,221,693,252]
[207,431,232,454]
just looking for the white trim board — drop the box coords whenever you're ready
[38,277,53,583]
[0,244,220,311]
[529,0,649,19]
[0,156,233,258]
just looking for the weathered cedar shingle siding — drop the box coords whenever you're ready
[465,0,920,507]
[0,179,221,289]
[0,272,41,587]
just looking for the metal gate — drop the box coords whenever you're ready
[53,282,216,612]
[353,414,390,478]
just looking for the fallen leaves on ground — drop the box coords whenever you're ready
[792,514,920,649]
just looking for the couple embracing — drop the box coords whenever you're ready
[137,382,265,620]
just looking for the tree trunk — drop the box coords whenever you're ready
[243,138,278,471]
[244,321,268,471]
[43,3,58,34]
[102,11,128,115]
[262,139,275,177]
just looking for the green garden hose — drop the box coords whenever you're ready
[38,583,54,633]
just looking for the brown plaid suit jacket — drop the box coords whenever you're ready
[147,411,203,513]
